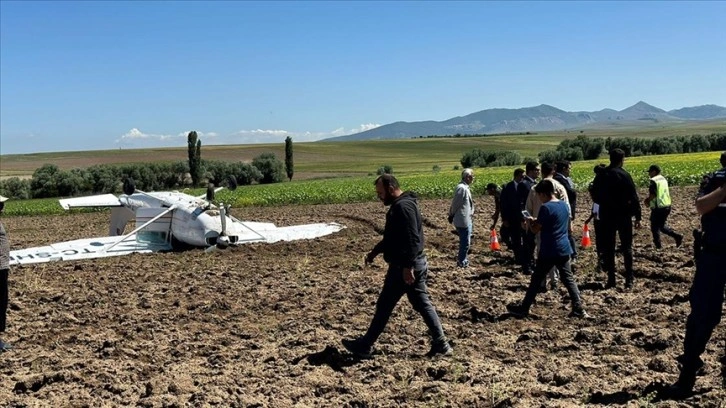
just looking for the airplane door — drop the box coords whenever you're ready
[135,207,172,244]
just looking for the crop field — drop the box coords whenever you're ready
[2,151,723,217]
[2,120,725,180]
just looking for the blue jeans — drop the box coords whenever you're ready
[456,223,472,266]
[361,259,446,346]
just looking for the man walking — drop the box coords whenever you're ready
[448,168,475,268]
[592,149,641,289]
[343,174,452,358]
[506,180,589,319]
[644,165,683,249]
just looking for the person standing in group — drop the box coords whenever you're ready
[526,161,571,291]
[485,183,509,247]
[448,169,475,268]
[518,162,540,275]
[554,160,578,262]
[591,148,641,289]
[0,195,12,352]
[500,168,526,263]
[667,152,726,399]
[506,180,589,319]
[644,165,683,249]
[584,164,607,272]
[343,174,452,358]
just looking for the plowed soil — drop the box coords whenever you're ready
[1,185,724,407]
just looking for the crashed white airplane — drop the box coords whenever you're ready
[9,183,344,265]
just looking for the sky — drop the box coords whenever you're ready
[1,1,725,155]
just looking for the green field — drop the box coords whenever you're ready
[2,120,725,180]
[3,151,722,217]
[2,121,725,216]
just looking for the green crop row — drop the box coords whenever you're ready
[2,151,722,217]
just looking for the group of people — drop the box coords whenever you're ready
[1,152,724,400]
[341,151,726,400]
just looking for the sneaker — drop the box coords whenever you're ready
[568,308,592,319]
[0,339,12,352]
[506,303,530,318]
[625,279,634,290]
[675,235,683,248]
[341,338,373,359]
[456,261,469,268]
[426,341,453,357]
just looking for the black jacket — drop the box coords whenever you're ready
[372,191,425,267]
[592,166,641,222]
[553,173,577,219]
[500,180,522,222]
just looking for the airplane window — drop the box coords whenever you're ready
[137,231,168,244]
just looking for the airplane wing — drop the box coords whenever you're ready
[9,235,172,265]
[59,194,122,209]
[233,221,346,244]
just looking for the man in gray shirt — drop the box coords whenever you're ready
[448,169,475,268]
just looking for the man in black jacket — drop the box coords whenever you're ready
[592,149,642,289]
[554,160,578,261]
[518,162,540,274]
[342,174,452,358]
[500,168,525,264]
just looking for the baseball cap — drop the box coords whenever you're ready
[647,165,660,173]
[0,195,8,202]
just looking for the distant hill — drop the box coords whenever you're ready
[324,102,726,141]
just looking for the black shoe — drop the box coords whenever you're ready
[625,279,634,290]
[506,303,529,318]
[675,235,683,248]
[0,339,12,352]
[426,341,453,357]
[342,338,373,359]
[605,279,616,289]
[664,378,694,400]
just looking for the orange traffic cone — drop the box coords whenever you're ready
[490,229,501,251]
[581,224,592,248]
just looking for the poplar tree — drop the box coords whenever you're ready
[187,131,202,186]
[285,136,294,181]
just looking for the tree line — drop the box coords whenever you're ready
[0,131,295,200]
[461,133,726,168]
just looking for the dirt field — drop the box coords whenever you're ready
[0,186,724,407]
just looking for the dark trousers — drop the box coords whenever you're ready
[599,216,634,283]
[503,220,523,264]
[522,255,581,310]
[521,230,536,273]
[649,206,681,249]
[593,219,604,266]
[567,231,578,259]
[680,252,726,378]
[362,261,445,346]
[0,269,8,333]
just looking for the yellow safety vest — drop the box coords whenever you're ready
[650,174,671,209]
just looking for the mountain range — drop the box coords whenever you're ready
[324,102,726,141]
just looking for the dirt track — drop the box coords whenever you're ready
[1,185,724,407]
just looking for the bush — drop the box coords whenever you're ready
[461,149,521,168]
[252,153,285,184]
[376,165,394,175]
[0,177,31,200]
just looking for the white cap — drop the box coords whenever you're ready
[0,196,8,202]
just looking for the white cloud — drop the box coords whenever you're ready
[113,123,381,149]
